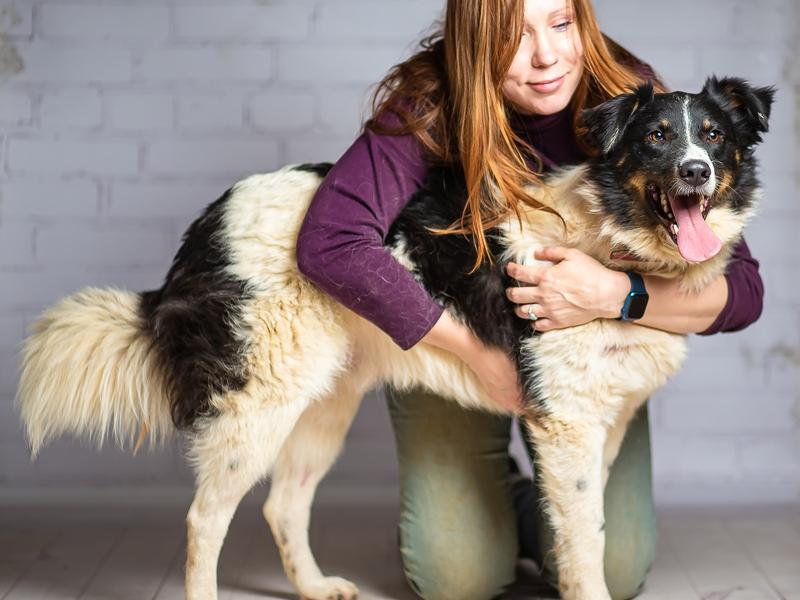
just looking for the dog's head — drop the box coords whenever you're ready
[581,76,775,266]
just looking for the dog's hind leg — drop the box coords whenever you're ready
[264,381,364,600]
[523,415,611,600]
[184,400,309,600]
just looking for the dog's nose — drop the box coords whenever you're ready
[679,160,711,186]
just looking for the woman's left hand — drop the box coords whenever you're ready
[505,246,629,332]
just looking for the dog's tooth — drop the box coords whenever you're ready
[670,223,679,236]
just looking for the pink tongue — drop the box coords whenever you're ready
[668,195,722,263]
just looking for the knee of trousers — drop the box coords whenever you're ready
[603,529,657,600]
[398,526,517,600]
[536,524,657,600]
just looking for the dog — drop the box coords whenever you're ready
[17,76,773,600]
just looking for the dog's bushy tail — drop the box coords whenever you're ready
[17,288,173,457]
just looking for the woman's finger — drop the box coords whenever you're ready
[530,318,554,332]
[505,285,541,305]
[514,303,543,321]
[506,261,546,285]
[534,246,571,263]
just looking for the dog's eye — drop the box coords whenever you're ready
[647,130,665,143]
[706,129,724,143]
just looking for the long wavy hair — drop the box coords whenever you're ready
[365,0,667,270]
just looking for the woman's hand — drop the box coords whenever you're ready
[460,342,525,414]
[505,246,629,332]
[421,310,524,414]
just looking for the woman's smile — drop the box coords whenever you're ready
[528,73,568,94]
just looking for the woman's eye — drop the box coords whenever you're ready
[554,20,572,31]
[648,130,665,142]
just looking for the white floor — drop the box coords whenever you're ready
[0,502,798,600]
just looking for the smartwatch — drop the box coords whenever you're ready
[618,271,649,321]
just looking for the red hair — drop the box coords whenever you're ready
[366,0,666,271]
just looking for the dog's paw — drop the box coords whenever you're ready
[299,576,359,600]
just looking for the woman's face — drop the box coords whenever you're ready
[502,0,585,116]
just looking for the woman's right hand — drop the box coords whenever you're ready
[461,343,525,414]
[421,310,524,414]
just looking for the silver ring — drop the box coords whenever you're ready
[527,304,538,321]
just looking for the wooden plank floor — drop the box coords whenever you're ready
[0,503,798,599]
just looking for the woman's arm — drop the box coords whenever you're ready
[296,115,524,410]
[504,238,763,335]
[296,118,442,351]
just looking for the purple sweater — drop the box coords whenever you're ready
[296,107,763,350]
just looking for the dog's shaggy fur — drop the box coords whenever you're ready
[17,77,773,600]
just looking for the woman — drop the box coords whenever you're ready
[296,1,763,598]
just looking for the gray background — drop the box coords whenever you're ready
[0,0,797,507]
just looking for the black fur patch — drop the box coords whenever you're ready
[139,187,253,430]
[293,162,334,178]
[386,167,542,407]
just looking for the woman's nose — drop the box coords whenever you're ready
[531,33,558,68]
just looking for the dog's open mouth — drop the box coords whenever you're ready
[646,183,722,263]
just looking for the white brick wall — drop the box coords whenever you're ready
[0,0,797,506]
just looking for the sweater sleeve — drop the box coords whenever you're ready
[696,236,764,335]
[295,119,445,350]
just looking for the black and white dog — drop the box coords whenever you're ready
[18,76,773,600]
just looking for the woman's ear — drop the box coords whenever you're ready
[701,75,776,146]
[581,82,655,155]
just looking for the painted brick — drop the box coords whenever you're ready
[0,349,19,396]
[738,434,800,479]
[758,170,800,217]
[35,224,175,269]
[40,89,103,129]
[145,140,280,177]
[278,45,405,85]
[10,44,132,83]
[659,390,798,434]
[0,222,34,267]
[177,94,243,131]
[1,1,34,39]
[744,214,799,263]
[0,0,795,501]
[138,48,273,82]
[284,138,351,164]
[0,268,161,313]
[633,45,699,89]
[1,180,99,218]
[107,93,173,132]
[109,181,226,220]
[39,4,169,39]
[316,88,370,135]
[313,1,443,41]
[731,0,792,43]
[763,263,800,305]
[0,92,32,125]
[7,139,139,176]
[250,91,314,132]
[174,4,312,40]
[700,45,786,86]
[597,1,736,44]
[0,316,24,351]
[651,433,741,480]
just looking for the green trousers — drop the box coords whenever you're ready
[386,386,658,600]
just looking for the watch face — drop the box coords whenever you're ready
[627,293,649,320]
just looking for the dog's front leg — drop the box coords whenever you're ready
[523,415,611,600]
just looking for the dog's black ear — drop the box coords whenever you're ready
[581,81,655,155]
[702,76,776,145]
